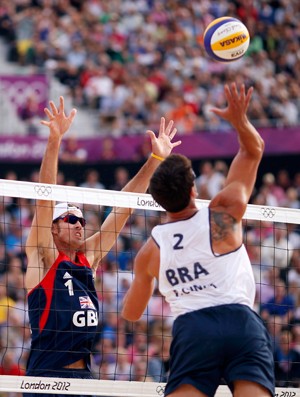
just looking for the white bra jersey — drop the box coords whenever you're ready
[151,207,255,319]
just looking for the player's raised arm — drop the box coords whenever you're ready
[25,97,77,291]
[209,83,264,221]
[85,117,181,269]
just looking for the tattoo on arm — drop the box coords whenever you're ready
[210,211,236,241]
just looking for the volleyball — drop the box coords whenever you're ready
[203,17,250,62]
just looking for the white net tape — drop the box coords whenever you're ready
[1,376,299,396]
[1,178,300,224]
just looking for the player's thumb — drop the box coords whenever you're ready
[70,108,77,121]
[146,130,156,142]
[210,107,225,118]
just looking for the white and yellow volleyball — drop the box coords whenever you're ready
[203,17,250,62]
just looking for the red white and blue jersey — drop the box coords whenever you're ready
[26,252,99,373]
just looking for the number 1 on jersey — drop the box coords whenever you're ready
[64,279,74,296]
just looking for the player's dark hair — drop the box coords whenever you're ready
[149,154,195,212]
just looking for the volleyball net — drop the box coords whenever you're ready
[0,178,300,396]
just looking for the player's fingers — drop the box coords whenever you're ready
[40,120,50,126]
[68,108,77,122]
[44,108,53,119]
[158,117,166,136]
[49,101,58,115]
[165,120,174,137]
[58,96,64,113]
[209,107,224,117]
[169,127,177,141]
[223,84,232,103]
[146,129,156,141]
[245,86,253,108]
[171,139,182,148]
[230,82,239,101]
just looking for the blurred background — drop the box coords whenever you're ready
[1,1,300,386]
[0,0,299,195]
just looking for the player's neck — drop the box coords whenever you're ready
[166,202,198,222]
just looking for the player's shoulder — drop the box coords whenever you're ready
[209,188,246,223]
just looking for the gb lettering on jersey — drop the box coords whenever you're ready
[73,296,98,327]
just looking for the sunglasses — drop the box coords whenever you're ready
[55,214,86,227]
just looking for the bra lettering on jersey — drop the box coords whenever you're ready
[166,262,209,286]
[73,310,98,327]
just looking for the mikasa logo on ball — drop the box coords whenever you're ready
[203,16,250,62]
[220,33,248,47]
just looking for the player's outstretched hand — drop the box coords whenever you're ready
[146,117,182,159]
[210,83,253,130]
[40,96,77,138]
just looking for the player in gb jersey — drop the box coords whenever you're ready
[24,96,181,395]
[122,83,275,397]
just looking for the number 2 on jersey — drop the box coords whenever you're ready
[173,233,184,250]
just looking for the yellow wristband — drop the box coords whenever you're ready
[151,153,164,162]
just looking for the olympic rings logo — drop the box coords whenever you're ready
[156,385,165,396]
[261,207,276,219]
[0,78,48,106]
[34,185,52,197]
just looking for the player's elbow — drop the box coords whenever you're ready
[242,134,265,159]
[254,137,264,159]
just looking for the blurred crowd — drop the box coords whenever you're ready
[0,0,299,136]
[1,0,300,389]
[0,162,300,387]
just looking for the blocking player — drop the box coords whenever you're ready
[24,96,181,394]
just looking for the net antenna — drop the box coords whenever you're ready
[0,179,300,396]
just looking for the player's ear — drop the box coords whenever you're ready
[191,184,198,198]
[51,222,59,235]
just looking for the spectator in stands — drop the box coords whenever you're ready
[106,237,131,271]
[1,1,300,135]
[0,243,9,276]
[100,137,117,161]
[17,94,40,135]
[110,166,130,191]
[4,218,24,256]
[0,279,16,327]
[287,250,300,319]
[261,280,295,325]
[256,266,281,307]
[260,173,286,207]
[261,223,295,270]
[285,187,300,209]
[274,329,300,387]
[80,169,105,190]
[106,347,131,381]
[0,202,11,241]
[0,350,25,375]
[59,136,88,163]
[265,315,283,353]
[195,161,214,200]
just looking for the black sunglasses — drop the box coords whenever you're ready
[56,214,86,227]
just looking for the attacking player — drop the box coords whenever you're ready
[122,83,275,397]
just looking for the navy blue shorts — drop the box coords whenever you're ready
[165,304,275,397]
[24,368,95,397]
